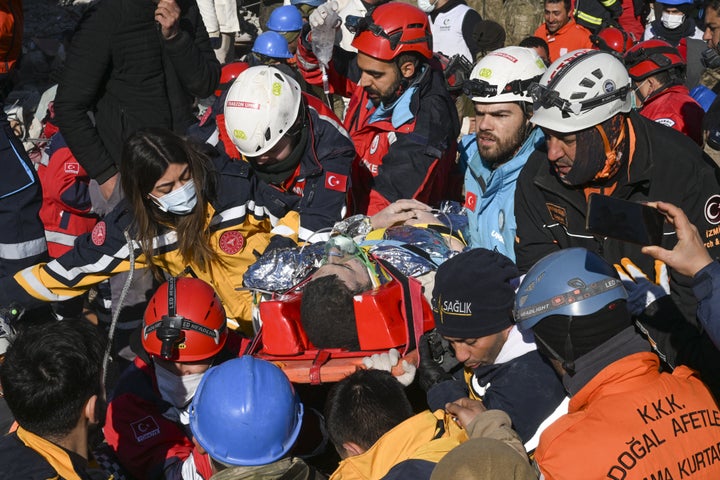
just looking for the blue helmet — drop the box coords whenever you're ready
[267,5,304,32]
[657,0,692,5]
[189,356,303,466]
[513,248,628,332]
[252,31,293,59]
[290,0,326,7]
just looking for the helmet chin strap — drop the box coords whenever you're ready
[534,324,576,376]
[591,120,627,182]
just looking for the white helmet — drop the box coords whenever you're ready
[465,46,546,103]
[224,66,302,157]
[529,49,633,133]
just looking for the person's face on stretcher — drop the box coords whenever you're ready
[312,246,374,294]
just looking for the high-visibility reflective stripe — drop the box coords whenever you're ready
[575,10,603,25]
[0,237,47,260]
[19,267,73,302]
[600,0,617,7]
[45,230,77,247]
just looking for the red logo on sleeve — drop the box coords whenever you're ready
[325,172,348,192]
[219,230,245,255]
[465,192,478,212]
[91,222,106,246]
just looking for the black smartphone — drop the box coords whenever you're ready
[585,194,665,246]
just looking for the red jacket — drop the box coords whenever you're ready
[37,133,98,257]
[536,352,720,480]
[104,356,213,480]
[640,84,704,146]
[297,42,461,215]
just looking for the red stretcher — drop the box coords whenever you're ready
[248,264,435,384]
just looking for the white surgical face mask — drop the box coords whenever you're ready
[149,181,198,215]
[155,364,205,409]
[661,12,685,29]
[417,0,437,13]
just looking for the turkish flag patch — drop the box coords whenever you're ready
[64,161,80,175]
[91,222,106,246]
[465,192,478,212]
[324,172,348,192]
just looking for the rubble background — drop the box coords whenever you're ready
[11,0,87,122]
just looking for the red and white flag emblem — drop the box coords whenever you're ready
[324,172,347,192]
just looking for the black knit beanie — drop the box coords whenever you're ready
[432,249,519,339]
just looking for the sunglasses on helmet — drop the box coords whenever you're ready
[462,75,542,98]
[528,82,631,116]
[345,15,404,50]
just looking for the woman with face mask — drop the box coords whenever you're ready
[643,0,704,45]
[0,128,288,334]
[104,277,236,480]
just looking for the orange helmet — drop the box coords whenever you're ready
[624,39,685,81]
[591,27,635,57]
[142,277,228,362]
[349,3,432,61]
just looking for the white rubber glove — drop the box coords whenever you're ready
[614,258,670,316]
[362,348,417,387]
[309,0,340,29]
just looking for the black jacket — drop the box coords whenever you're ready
[574,0,622,33]
[253,101,356,242]
[54,0,220,184]
[426,349,566,444]
[514,111,720,325]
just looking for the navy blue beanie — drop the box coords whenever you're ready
[432,249,519,338]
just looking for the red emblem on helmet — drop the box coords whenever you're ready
[91,222,106,246]
[219,231,245,255]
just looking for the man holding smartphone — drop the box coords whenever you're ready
[514,49,720,393]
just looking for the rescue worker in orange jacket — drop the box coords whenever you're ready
[513,248,720,480]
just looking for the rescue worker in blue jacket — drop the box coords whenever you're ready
[0,0,48,280]
[458,46,546,261]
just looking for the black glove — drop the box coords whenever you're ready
[417,331,454,392]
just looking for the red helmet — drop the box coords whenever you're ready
[350,3,432,61]
[142,277,228,362]
[624,39,685,81]
[215,62,250,97]
[591,27,635,57]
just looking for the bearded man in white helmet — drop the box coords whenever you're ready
[459,46,546,261]
[514,48,720,396]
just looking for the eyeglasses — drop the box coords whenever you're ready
[528,82,631,115]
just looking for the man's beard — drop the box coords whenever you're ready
[366,75,403,108]
[477,121,529,167]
